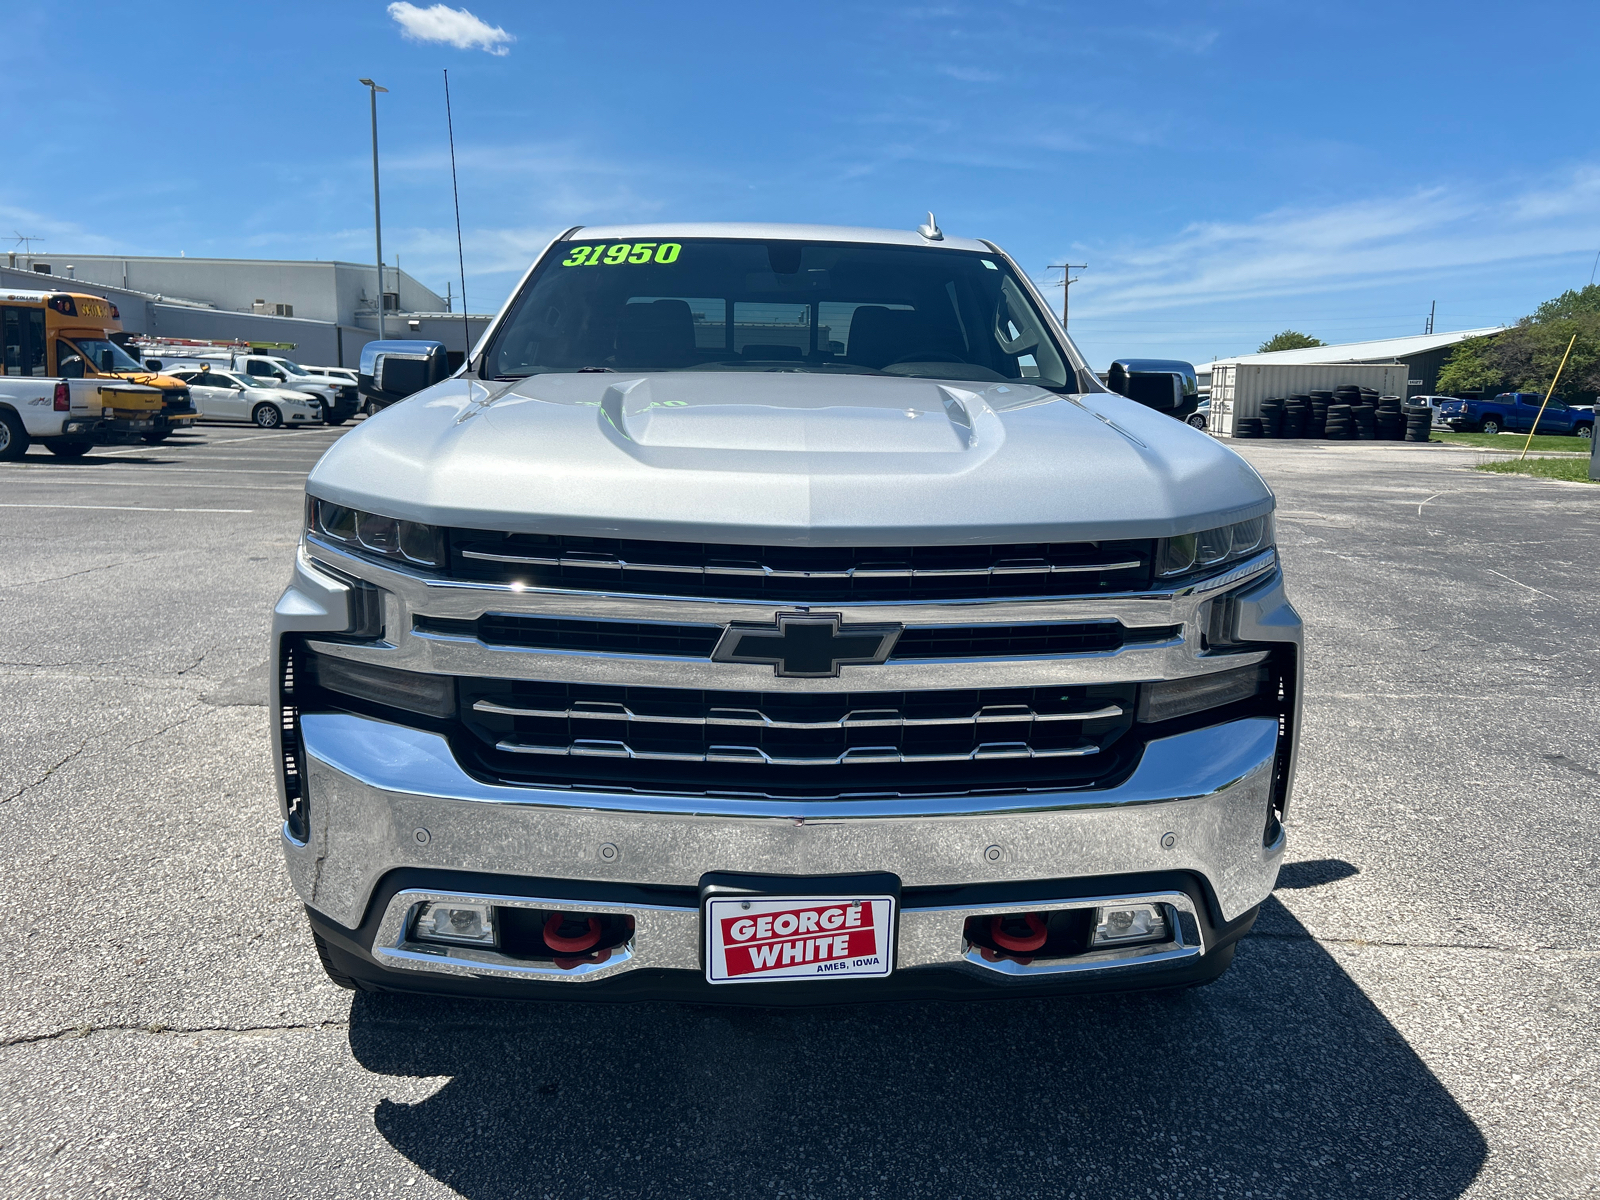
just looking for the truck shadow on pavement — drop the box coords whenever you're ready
[348,893,1485,1199]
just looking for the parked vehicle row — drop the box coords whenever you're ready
[136,341,358,424]
[2,288,198,458]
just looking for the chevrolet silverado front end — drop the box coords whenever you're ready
[273,222,1302,1003]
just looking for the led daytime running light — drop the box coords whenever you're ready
[1156,514,1274,579]
[306,496,445,569]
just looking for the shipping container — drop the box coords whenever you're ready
[1208,363,1411,436]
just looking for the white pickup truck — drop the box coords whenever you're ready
[0,375,167,460]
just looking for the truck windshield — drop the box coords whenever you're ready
[69,338,144,373]
[485,238,1079,389]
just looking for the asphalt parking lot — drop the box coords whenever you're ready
[1,424,1596,1199]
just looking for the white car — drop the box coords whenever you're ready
[168,368,324,428]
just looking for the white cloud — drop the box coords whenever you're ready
[1056,168,1600,320]
[387,3,514,55]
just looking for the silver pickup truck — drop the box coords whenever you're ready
[274,222,1301,1003]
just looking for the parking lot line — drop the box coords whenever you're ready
[0,478,300,492]
[0,503,254,513]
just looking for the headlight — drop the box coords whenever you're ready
[305,495,446,568]
[1155,514,1274,579]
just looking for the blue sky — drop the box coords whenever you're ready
[5,1,1599,367]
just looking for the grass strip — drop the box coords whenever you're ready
[1435,430,1590,453]
[1474,457,1598,483]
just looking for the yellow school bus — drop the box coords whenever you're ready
[1,290,197,442]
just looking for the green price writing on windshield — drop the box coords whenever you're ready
[561,242,681,267]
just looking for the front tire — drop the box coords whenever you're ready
[252,403,283,429]
[0,410,29,461]
[1187,414,1207,429]
[1577,424,1593,440]
[46,440,92,458]
[141,430,172,444]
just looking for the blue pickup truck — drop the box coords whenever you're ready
[1440,392,1594,438]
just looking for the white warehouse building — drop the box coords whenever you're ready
[1,252,492,367]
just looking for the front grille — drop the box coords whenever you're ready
[455,677,1138,799]
[892,622,1178,658]
[417,614,721,656]
[447,531,1155,602]
[414,613,1177,660]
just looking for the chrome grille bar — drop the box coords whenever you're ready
[460,550,1143,580]
[473,698,1124,729]
[493,737,1101,765]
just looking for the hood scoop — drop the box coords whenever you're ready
[597,375,991,455]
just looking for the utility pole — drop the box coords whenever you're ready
[1425,300,1435,335]
[359,78,389,340]
[1048,263,1088,331]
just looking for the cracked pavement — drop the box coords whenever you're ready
[0,427,1597,1198]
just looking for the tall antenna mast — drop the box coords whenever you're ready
[444,69,471,370]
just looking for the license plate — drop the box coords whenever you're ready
[705,895,895,984]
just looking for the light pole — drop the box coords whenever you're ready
[1048,263,1087,332]
[359,78,389,340]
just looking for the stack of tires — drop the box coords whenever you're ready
[1403,402,1433,441]
[1233,387,1414,442]
[1376,396,1405,440]
[1258,398,1285,438]
[1308,391,1331,437]
[1283,395,1308,438]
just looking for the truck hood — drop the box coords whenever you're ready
[306,372,1273,544]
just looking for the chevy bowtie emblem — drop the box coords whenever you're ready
[712,612,903,678]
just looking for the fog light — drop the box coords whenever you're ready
[413,901,496,947]
[1090,904,1168,947]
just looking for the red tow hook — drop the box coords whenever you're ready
[543,913,602,953]
[990,912,1048,953]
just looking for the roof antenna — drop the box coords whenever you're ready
[444,69,472,372]
[917,212,944,241]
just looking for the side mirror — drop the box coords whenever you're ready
[1107,359,1199,420]
[98,349,116,372]
[358,339,449,407]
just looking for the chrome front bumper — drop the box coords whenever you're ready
[287,710,1284,983]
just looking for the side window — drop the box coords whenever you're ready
[56,340,85,378]
[25,311,45,375]
[2,308,20,375]
[247,360,272,376]
[2,309,47,376]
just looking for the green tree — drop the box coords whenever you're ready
[1436,294,1600,400]
[1257,330,1325,353]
